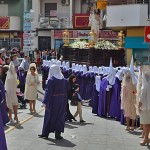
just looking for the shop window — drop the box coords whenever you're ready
[0,38,21,49]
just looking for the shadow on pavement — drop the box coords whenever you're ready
[15,124,24,129]
[67,122,94,126]
[128,130,142,136]
[65,123,78,129]
[4,125,10,130]
[47,138,76,147]
[34,113,44,118]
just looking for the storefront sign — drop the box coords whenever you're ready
[0,17,10,29]
[77,30,118,39]
[100,30,118,38]
[144,26,150,43]
[54,30,118,39]
[77,30,89,39]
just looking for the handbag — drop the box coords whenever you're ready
[70,93,78,106]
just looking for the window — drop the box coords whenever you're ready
[45,3,57,17]
[0,38,21,49]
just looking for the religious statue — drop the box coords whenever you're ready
[89,6,103,42]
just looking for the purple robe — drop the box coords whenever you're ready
[79,73,88,99]
[116,78,125,124]
[97,78,108,117]
[108,78,121,121]
[41,77,68,136]
[0,111,7,150]
[17,70,26,85]
[41,66,49,90]
[85,72,95,100]
[0,80,9,125]
[92,84,99,114]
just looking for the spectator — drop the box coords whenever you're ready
[5,62,19,123]
[5,57,10,65]
[72,84,86,123]
[24,63,40,113]
[0,50,5,65]
[19,56,30,75]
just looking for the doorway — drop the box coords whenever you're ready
[38,36,51,51]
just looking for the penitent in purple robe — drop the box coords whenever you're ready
[108,78,121,121]
[41,66,49,90]
[41,77,68,136]
[79,73,87,99]
[116,78,125,125]
[0,80,9,125]
[0,111,8,150]
[97,78,108,117]
[92,84,99,114]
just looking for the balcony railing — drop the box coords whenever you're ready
[39,13,71,29]
[109,0,149,5]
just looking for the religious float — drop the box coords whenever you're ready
[61,30,126,67]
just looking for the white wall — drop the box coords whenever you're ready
[32,0,41,29]
[74,0,81,13]
[0,4,8,16]
[41,0,70,18]
[106,4,149,27]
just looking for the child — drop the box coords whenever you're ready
[73,84,87,123]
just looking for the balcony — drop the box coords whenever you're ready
[0,16,21,31]
[38,13,70,29]
[106,4,149,27]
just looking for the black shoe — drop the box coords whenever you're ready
[73,118,77,121]
[38,134,48,139]
[55,136,63,140]
[80,120,86,123]
[55,132,63,140]
[68,119,72,122]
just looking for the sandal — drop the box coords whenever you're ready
[125,127,130,131]
[14,117,19,123]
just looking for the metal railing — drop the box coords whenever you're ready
[39,13,71,29]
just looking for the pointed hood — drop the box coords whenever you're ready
[129,56,137,85]
[109,57,113,74]
[129,55,134,75]
[106,57,116,85]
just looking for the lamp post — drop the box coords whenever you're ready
[63,29,69,46]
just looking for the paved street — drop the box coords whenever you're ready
[5,78,149,150]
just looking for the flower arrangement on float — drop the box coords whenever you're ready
[94,40,118,50]
[69,40,89,49]
[69,40,118,50]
